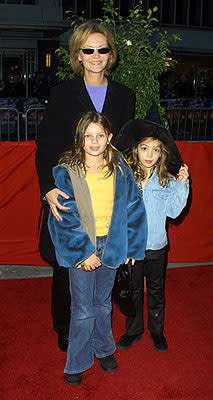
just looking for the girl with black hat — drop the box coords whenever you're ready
[115,106,189,353]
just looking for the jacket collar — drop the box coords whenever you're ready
[72,76,113,114]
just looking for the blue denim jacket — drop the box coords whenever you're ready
[140,170,189,250]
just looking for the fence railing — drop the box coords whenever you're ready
[0,101,213,141]
[0,107,20,141]
[24,106,46,141]
[165,107,213,141]
[0,106,45,141]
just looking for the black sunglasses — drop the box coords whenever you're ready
[80,48,111,55]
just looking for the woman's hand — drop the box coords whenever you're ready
[81,254,101,272]
[177,164,189,182]
[45,188,70,221]
[125,258,135,265]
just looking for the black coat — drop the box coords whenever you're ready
[35,76,136,263]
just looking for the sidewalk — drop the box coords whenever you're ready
[0,265,52,279]
[1,262,213,280]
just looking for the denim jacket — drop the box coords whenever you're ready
[48,162,147,269]
[140,169,189,250]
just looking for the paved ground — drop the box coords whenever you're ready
[0,265,53,279]
[0,262,213,280]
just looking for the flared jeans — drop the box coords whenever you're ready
[64,236,117,374]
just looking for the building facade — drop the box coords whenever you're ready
[63,0,213,97]
[0,0,69,95]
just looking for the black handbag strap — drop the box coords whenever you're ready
[126,261,133,286]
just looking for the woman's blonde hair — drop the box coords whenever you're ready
[128,137,171,187]
[59,111,126,177]
[69,19,117,76]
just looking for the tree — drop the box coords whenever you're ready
[56,0,181,121]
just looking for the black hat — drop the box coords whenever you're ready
[115,102,183,172]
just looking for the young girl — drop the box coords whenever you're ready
[48,111,147,385]
[115,112,189,353]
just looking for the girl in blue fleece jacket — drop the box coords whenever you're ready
[48,111,147,385]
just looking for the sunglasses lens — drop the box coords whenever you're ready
[98,48,110,54]
[81,48,110,55]
[81,49,94,54]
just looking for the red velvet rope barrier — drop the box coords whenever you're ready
[0,141,212,265]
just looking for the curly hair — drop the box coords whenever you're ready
[128,137,171,187]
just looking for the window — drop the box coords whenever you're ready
[60,0,213,28]
[176,0,189,25]
[203,0,213,27]
[189,0,202,26]
[0,0,36,4]
[162,0,173,24]
[92,1,104,18]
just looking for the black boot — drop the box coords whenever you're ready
[116,333,142,349]
[65,373,83,385]
[150,332,168,353]
[96,354,118,372]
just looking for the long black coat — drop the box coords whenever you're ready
[35,76,136,263]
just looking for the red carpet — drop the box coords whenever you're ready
[0,266,213,400]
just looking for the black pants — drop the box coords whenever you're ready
[39,204,71,335]
[126,247,167,336]
[51,263,71,335]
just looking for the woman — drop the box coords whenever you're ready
[35,19,136,352]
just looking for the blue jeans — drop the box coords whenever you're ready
[64,236,117,374]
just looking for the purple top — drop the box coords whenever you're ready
[86,85,107,113]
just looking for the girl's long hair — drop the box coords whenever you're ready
[128,137,171,187]
[59,111,127,177]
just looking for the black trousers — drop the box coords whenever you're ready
[39,204,71,335]
[51,263,71,335]
[126,247,167,336]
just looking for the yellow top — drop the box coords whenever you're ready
[85,167,114,236]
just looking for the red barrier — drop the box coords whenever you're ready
[0,141,212,265]
[0,142,47,265]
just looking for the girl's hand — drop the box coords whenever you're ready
[45,188,70,221]
[81,254,101,272]
[125,258,135,265]
[177,164,189,183]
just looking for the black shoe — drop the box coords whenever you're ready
[150,332,168,353]
[116,333,142,350]
[97,354,118,372]
[64,373,83,385]
[58,333,69,353]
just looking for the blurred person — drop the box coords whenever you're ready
[33,70,50,101]
[204,79,213,99]
[160,78,178,99]
[10,71,25,98]
[175,73,194,98]
[0,79,11,97]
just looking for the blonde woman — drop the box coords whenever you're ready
[35,20,136,352]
